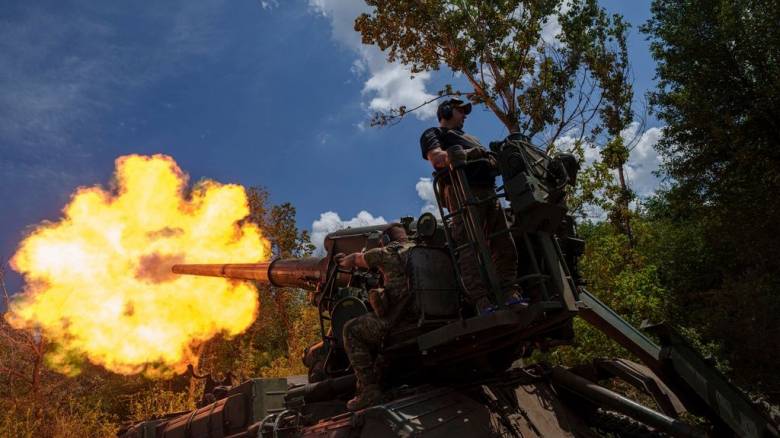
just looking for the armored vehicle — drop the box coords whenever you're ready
[120,135,778,438]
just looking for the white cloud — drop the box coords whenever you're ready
[310,210,387,255]
[554,133,600,166]
[308,0,437,119]
[555,123,664,200]
[553,123,665,220]
[540,15,562,46]
[415,177,440,217]
[259,0,279,9]
[540,2,572,47]
[362,59,435,117]
[307,1,576,121]
[554,133,608,221]
[622,122,664,199]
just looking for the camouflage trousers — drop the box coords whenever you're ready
[342,313,389,389]
[445,185,518,302]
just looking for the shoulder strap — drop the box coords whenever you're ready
[442,129,482,150]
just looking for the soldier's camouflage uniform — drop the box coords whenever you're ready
[342,241,415,395]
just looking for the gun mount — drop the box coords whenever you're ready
[120,135,778,438]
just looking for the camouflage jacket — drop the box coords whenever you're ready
[363,241,414,321]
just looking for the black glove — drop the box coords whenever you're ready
[464,147,498,169]
[462,147,485,160]
[447,145,467,167]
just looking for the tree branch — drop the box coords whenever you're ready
[369,93,466,127]
[1,259,11,310]
[0,364,33,385]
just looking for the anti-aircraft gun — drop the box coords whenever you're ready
[120,134,778,438]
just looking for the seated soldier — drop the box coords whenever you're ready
[336,224,415,411]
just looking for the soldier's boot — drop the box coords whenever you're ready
[504,288,525,306]
[348,362,382,411]
[347,383,382,411]
[476,296,494,315]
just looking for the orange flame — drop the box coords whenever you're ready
[5,154,269,376]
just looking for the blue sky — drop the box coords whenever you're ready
[0,0,663,294]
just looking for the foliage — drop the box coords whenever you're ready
[0,306,122,436]
[357,0,637,238]
[0,396,118,438]
[198,287,319,381]
[642,0,780,399]
[126,385,194,422]
[549,218,668,365]
[245,186,315,258]
[578,220,667,326]
[357,0,631,137]
[259,306,321,378]
[644,0,780,201]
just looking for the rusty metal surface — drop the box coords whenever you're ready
[358,387,494,437]
[267,257,326,289]
[171,257,326,290]
[507,381,595,437]
[292,376,598,438]
[323,223,398,256]
[299,411,354,438]
[172,262,272,281]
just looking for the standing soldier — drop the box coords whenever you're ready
[419,98,519,313]
[336,224,414,411]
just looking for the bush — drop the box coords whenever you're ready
[0,396,117,438]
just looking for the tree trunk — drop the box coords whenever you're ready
[188,343,207,404]
[616,165,634,246]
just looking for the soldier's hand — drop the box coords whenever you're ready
[338,253,359,270]
[428,148,450,169]
[334,252,346,265]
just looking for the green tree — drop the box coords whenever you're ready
[244,187,315,259]
[356,0,636,236]
[643,0,780,399]
[547,218,669,365]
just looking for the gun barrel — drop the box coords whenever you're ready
[172,257,327,290]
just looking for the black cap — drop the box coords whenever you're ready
[437,98,472,120]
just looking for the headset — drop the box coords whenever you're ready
[437,101,454,121]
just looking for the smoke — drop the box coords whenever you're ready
[135,252,186,283]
